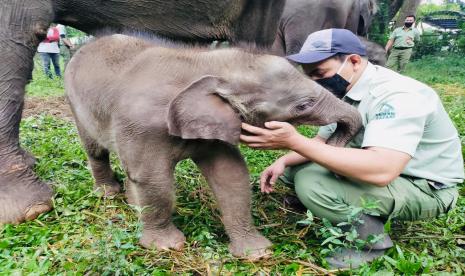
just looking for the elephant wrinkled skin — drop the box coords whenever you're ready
[0,0,285,224]
[65,34,363,259]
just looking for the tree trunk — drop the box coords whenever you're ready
[389,0,404,21]
[395,0,421,27]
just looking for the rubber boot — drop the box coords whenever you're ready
[325,214,393,269]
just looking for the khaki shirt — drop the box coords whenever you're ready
[318,63,464,188]
[389,27,420,48]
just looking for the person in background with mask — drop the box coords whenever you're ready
[385,15,420,73]
[240,29,463,269]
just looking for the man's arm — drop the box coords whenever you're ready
[241,122,411,187]
[385,39,394,52]
[277,135,326,167]
[62,37,74,48]
[385,29,397,52]
[290,135,411,186]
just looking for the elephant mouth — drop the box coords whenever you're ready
[286,115,326,127]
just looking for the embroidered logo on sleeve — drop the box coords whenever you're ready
[374,103,396,120]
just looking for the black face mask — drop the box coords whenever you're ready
[315,57,354,99]
[316,74,350,99]
[404,22,413,28]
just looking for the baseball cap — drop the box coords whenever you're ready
[287,29,367,64]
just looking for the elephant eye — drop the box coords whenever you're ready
[295,100,315,111]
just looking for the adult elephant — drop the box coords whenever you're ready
[272,0,379,56]
[0,0,285,224]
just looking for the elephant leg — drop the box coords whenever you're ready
[117,139,185,251]
[0,1,54,224]
[193,142,271,260]
[74,121,121,197]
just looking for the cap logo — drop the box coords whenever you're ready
[300,30,333,53]
[311,40,328,49]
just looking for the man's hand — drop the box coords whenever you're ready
[240,121,301,150]
[260,160,286,194]
[385,39,394,53]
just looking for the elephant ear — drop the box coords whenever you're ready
[167,76,242,145]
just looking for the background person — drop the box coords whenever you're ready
[385,15,420,73]
[37,24,62,79]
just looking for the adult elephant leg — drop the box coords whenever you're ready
[193,142,272,260]
[0,1,54,224]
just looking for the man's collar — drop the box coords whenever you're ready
[343,62,375,102]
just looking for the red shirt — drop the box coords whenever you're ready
[43,27,59,43]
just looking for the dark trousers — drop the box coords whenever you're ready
[40,52,61,79]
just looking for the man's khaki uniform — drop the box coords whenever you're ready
[386,27,420,73]
[282,63,464,223]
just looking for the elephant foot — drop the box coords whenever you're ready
[93,180,122,197]
[229,231,272,261]
[139,225,186,251]
[0,159,53,224]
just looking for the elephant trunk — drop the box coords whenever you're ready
[314,90,363,147]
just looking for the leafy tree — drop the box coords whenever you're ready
[65,26,87,38]
[417,2,462,17]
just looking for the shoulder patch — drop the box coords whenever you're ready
[374,103,396,120]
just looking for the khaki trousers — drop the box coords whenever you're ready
[281,163,458,223]
[386,48,413,73]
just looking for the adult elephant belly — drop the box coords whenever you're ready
[54,0,285,46]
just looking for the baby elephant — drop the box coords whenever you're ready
[65,34,361,259]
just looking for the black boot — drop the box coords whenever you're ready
[283,195,307,213]
[325,214,393,269]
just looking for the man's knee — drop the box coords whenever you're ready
[293,164,349,222]
[279,162,312,186]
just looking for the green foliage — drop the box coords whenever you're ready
[417,3,462,17]
[412,32,444,60]
[412,32,465,60]
[318,199,385,256]
[382,246,434,274]
[405,54,465,86]
[65,26,87,38]
[368,0,391,45]
[26,57,64,97]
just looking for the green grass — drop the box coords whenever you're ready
[405,55,465,88]
[0,54,464,274]
[25,57,65,98]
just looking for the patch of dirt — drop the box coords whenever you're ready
[23,96,74,121]
[431,83,465,96]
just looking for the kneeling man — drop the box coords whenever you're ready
[240,29,464,269]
